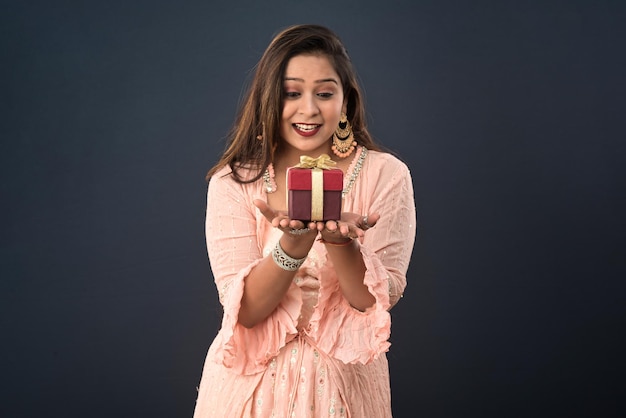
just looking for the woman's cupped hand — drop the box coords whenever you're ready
[253,199,378,241]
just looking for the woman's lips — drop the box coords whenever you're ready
[293,123,321,137]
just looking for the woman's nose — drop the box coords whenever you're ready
[298,93,320,116]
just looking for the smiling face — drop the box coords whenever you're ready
[279,54,345,160]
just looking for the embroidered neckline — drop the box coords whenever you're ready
[342,146,367,198]
[263,146,368,198]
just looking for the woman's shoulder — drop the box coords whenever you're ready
[209,163,261,185]
[364,148,411,174]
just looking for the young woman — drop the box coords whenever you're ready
[193,24,416,417]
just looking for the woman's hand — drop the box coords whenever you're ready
[253,199,318,261]
[317,212,380,243]
[253,199,317,236]
[253,199,378,244]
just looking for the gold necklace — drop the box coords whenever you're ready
[262,147,368,198]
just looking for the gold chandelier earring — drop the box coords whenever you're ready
[331,113,357,158]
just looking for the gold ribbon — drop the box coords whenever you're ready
[294,154,336,221]
[294,154,337,170]
[310,168,323,220]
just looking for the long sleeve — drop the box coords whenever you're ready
[205,167,301,375]
[310,152,417,364]
[362,156,415,308]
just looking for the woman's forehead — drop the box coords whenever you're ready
[284,54,340,82]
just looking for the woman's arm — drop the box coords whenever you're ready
[236,223,316,328]
[319,159,416,311]
[206,174,318,328]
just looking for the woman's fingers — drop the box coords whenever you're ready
[324,220,338,232]
[253,199,275,220]
[361,213,380,229]
[254,199,316,233]
[251,209,378,239]
[253,199,286,227]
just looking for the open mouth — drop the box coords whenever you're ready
[293,123,321,137]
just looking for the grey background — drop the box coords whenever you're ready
[2,0,625,417]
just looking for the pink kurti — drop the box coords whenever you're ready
[193,148,416,417]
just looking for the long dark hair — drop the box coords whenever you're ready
[206,24,381,182]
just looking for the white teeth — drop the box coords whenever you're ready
[295,124,319,131]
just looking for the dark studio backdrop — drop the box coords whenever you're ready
[1,1,625,417]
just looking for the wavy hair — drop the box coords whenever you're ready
[206,24,381,182]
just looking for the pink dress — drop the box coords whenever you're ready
[193,148,416,417]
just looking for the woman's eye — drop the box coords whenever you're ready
[284,91,300,98]
[317,92,333,98]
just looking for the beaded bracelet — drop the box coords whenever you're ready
[272,240,307,271]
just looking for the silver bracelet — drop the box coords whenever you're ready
[288,228,310,236]
[272,240,306,271]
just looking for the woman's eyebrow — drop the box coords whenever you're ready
[284,77,339,85]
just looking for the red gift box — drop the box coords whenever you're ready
[287,166,343,221]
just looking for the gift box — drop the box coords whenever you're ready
[287,155,343,221]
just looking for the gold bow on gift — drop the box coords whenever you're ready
[294,154,337,170]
